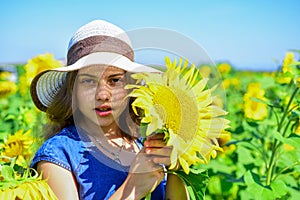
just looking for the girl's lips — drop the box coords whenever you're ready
[95,107,112,117]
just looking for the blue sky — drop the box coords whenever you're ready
[0,0,299,71]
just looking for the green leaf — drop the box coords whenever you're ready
[249,97,269,105]
[244,171,287,200]
[278,173,298,188]
[139,123,148,138]
[186,186,196,200]
[4,114,16,121]
[286,186,300,200]
[1,165,15,181]
[289,61,300,67]
[271,179,287,197]
[236,146,255,165]
[172,168,209,200]
[274,132,300,151]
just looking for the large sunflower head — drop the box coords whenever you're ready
[126,57,230,174]
[0,166,58,199]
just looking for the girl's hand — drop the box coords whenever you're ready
[110,133,172,199]
[143,133,173,166]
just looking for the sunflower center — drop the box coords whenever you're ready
[152,85,198,141]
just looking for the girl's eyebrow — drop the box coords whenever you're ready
[77,73,97,78]
[77,72,125,78]
[108,73,126,78]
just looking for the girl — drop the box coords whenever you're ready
[30,20,187,199]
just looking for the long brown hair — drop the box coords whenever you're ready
[44,71,77,138]
[44,69,140,139]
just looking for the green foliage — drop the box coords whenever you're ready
[173,168,209,200]
[0,65,45,144]
[1,52,300,199]
[1,64,47,191]
[203,52,300,199]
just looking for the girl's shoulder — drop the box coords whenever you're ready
[30,125,85,170]
[50,125,81,140]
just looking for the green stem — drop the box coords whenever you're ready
[282,119,292,138]
[270,106,280,129]
[145,193,151,200]
[248,141,268,168]
[278,87,298,131]
[266,87,299,186]
[273,161,300,181]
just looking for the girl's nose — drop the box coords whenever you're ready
[95,82,110,101]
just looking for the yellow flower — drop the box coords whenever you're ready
[199,65,211,78]
[217,63,231,74]
[276,76,292,84]
[222,78,240,90]
[0,179,58,199]
[230,78,240,88]
[1,130,33,165]
[282,52,295,74]
[25,53,61,83]
[23,109,36,125]
[283,144,295,151]
[212,95,224,108]
[216,130,235,156]
[243,83,268,120]
[276,52,296,84]
[0,81,17,98]
[19,53,62,95]
[218,130,231,147]
[222,79,231,89]
[127,57,230,174]
[263,71,275,78]
[0,71,12,80]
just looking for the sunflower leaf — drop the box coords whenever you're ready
[172,168,209,200]
[139,123,148,138]
[1,165,15,181]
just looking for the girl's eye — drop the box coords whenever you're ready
[109,77,125,87]
[80,78,97,85]
[112,78,121,83]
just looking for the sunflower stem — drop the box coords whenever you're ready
[266,87,299,186]
[145,193,151,200]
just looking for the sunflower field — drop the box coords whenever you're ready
[0,51,299,199]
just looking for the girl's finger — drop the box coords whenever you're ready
[144,139,166,148]
[145,146,173,156]
[152,156,171,166]
[147,133,165,140]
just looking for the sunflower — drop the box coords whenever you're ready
[1,129,33,166]
[0,81,17,98]
[126,57,230,174]
[0,166,58,200]
[0,179,58,199]
[217,63,231,75]
[243,83,268,121]
[19,53,62,96]
[282,52,295,74]
[24,53,61,83]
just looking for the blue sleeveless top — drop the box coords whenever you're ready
[30,125,165,200]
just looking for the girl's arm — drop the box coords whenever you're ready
[37,161,79,200]
[165,173,189,200]
[109,147,165,199]
[144,134,189,200]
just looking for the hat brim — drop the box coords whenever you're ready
[31,52,162,111]
[53,52,161,73]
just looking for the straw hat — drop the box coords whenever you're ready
[30,20,160,112]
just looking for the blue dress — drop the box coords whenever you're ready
[30,125,165,200]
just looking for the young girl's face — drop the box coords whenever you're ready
[75,65,129,130]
